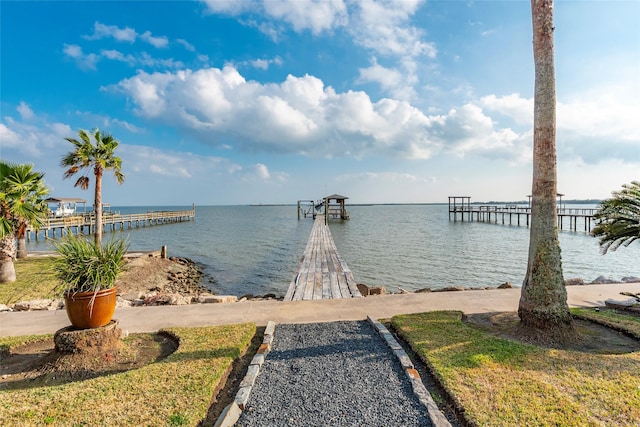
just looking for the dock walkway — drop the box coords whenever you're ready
[25,208,195,242]
[284,215,362,301]
[448,196,597,232]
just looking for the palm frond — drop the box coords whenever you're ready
[592,181,640,253]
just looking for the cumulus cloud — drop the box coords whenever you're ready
[350,0,434,59]
[247,56,283,70]
[84,22,169,48]
[479,89,640,164]
[108,65,543,163]
[480,93,533,126]
[202,0,434,100]
[63,44,99,70]
[358,58,417,100]
[262,0,348,34]
[0,116,73,157]
[17,102,34,120]
[203,0,347,34]
[139,31,169,48]
[85,22,137,42]
[255,163,270,180]
[111,66,446,159]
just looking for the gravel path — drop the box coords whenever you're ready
[236,321,434,426]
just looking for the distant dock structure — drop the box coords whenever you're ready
[26,203,196,242]
[285,214,362,301]
[297,194,350,222]
[448,196,597,232]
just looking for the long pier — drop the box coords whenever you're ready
[448,196,597,232]
[284,215,362,301]
[26,208,195,242]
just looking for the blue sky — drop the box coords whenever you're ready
[1,0,638,206]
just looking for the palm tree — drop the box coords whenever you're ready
[61,129,125,247]
[0,161,50,282]
[592,181,640,253]
[518,0,574,341]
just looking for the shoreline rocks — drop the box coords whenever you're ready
[5,252,639,311]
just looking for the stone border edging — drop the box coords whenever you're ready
[215,318,452,427]
[214,320,276,427]
[366,315,452,427]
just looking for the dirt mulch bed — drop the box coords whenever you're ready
[0,332,178,390]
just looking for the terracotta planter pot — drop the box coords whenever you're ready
[64,287,118,329]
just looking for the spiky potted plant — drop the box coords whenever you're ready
[53,233,128,329]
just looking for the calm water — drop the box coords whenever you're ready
[27,204,639,296]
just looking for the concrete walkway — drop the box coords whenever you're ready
[2,282,640,337]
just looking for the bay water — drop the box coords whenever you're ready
[27,204,639,297]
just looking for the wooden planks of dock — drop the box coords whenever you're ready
[25,209,195,242]
[284,215,362,301]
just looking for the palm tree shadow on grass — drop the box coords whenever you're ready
[463,311,640,354]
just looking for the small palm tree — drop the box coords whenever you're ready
[0,161,50,282]
[592,181,640,253]
[61,129,125,247]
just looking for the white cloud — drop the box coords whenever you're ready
[100,49,135,65]
[350,0,435,59]
[480,93,533,126]
[85,22,137,42]
[201,0,256,15]
[111,66,445,159]
[203,0,347,34]
[17,102,34,120]
[63,44,99,70]
[358,58,416,101]
[262,0,348,34]
[479,87,640,164]
[255,163,270,180]
[177,39,195,51]
[201,0,434,100]
[0,123,24,151]
[0,116,73,157]
[248,56,283,70]
[140,31,169,48]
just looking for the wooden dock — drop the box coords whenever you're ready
[284,215,362,301]
[448,196,597,232]
[26,208,195,242]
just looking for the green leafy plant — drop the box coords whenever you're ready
[53,233,128,295]
[592,180,640,253]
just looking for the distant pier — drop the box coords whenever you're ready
[26,207,195,242]
[297,194,350,222]
[285,215,362,301]
[448,196,597,232]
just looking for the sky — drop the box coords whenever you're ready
[1,0,639,206]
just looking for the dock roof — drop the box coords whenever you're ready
[45,197,87,203]
[325,194,349,201]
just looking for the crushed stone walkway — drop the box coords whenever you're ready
[231,320,450,427]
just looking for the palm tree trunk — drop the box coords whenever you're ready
[0,234,17,283]
[16,223,27,259]
[518,0,573,334]
[16,237,27,259]
[94,166,103,247]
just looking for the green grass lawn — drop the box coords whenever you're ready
[393,310,640,427]
[0,323,255,426]
[0,258,58,305]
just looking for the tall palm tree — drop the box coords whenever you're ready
[0,161,50,282]
[592,181,640,253]
[61,129,125,247]
[518,0,573,340]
